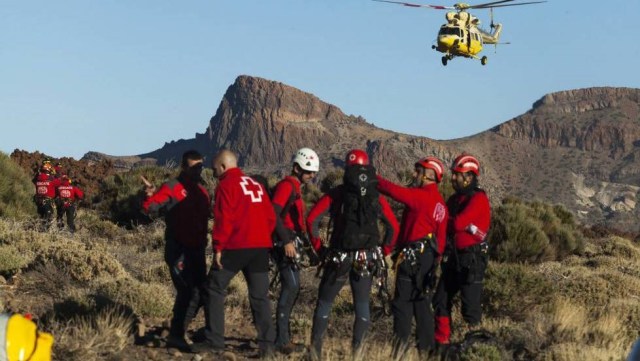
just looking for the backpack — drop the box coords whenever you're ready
[339,164,381,250]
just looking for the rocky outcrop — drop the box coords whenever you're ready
[491,88,640,158]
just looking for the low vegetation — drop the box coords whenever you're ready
[0,158,637,360]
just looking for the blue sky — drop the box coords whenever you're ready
[2,0,639,159]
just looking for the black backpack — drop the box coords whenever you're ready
[340,164,381,250]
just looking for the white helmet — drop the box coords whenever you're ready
[293,147,320,172]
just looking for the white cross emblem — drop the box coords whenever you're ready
[240,176,264,203]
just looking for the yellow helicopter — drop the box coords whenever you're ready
[373,0,546,66]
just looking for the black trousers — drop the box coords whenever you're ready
[310,258,373,358]
[392,248,437,355]
[56,204,77,232]
[433,250,487,344]
[202,248,275,353]
[164,239,207,338]
[275,255,300,347]
[36,199,54,229]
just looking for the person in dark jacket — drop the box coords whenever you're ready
[306,149,399,361]
[433,154,491,350]
[142,150,210,353]
[272,147,319,354]
[377,156,448,358]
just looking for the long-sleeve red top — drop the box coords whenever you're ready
[306,185,399,256]
[447,190,491,250]
[272,176,306,245]
[142,173,210,249]
[377,177,448,254]
[34,173,61,199]
[56,179,84,202]
[212,168,276,252]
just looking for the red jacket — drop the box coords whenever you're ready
[272,176,306,244]
[447,189,491,250]
[306,185,399,256]
[34,173,61,199]
[56,180,84,203]
[212,168,276,252]
[377,177,448,254]
[142,174,210,248]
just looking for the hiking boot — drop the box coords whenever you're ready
[165,335,193,353]
[277,342,305,355]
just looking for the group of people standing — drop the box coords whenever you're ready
[141,147,491,360]
[32,159,84,232]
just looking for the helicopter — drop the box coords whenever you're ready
[372,0,546,66]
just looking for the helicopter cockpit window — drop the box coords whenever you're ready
[439,27,462,37]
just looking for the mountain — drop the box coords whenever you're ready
[82,76,640,231]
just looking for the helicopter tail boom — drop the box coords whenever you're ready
[479,23,502,44]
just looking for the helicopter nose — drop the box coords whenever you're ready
[437,35,458,51]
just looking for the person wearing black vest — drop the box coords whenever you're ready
[306,149,399,361]
[271,147,319,355]
[433,154,491,351]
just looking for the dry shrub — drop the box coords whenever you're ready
[0,244,27,277]
[36,239,126,283]
[139,261,170,283]
[0,152,36,219]
[52,307,132,361]
[226,273,250,308]
[96,277,173,318]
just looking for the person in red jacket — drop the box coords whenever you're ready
[272,147,319,355]
[192,150,276,359]
[142,150,210,353]
[306,149,399,360]
[33,162,61,229]
[377,156,448,358]
[433,154,491,350]
[55,174,84,233]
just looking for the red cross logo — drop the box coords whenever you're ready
[240,176,264,203]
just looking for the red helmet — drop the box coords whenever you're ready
[345,149,369,166]
[451,154,480,176]
[415,156,445,182]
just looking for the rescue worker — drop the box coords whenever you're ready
[0,313,54,361]
[272,147,319,354]
[33,161,61,229]
[55,174,84,233]
[433,154,491,351]
[192,150,276,358]
[53,162,63,178]
[376,156,448,358]
[306,149,399,360]
[142,150,210,353]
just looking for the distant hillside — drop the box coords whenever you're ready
[81,76,640,231]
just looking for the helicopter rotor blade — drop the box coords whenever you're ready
[467,0,517,8]
[473,1,546,9]
[371,0,455,10]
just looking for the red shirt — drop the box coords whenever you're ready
[306,185,399,256]
[34,173,61,199]
[212,168,276,252]
[377,177,448,254]
[272,176,306,238]
[447,190,491,250]
[56,180,84,202]
[142,174,210,248]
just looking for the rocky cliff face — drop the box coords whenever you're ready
[83,77,640,231]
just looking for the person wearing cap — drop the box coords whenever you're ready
[192,149,276,358]
[55,174,84,233]
[271,147,319,355]
[142,150,210,353]
[433,153,491,350]
[32,161,61,229]
[0,313,54,361]
[306,149,399,360]
[376,156,448,358]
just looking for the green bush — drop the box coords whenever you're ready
[489,198,584,263]
[0,152,36,219]
[484,262,554,321]
[460,343,504,361]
